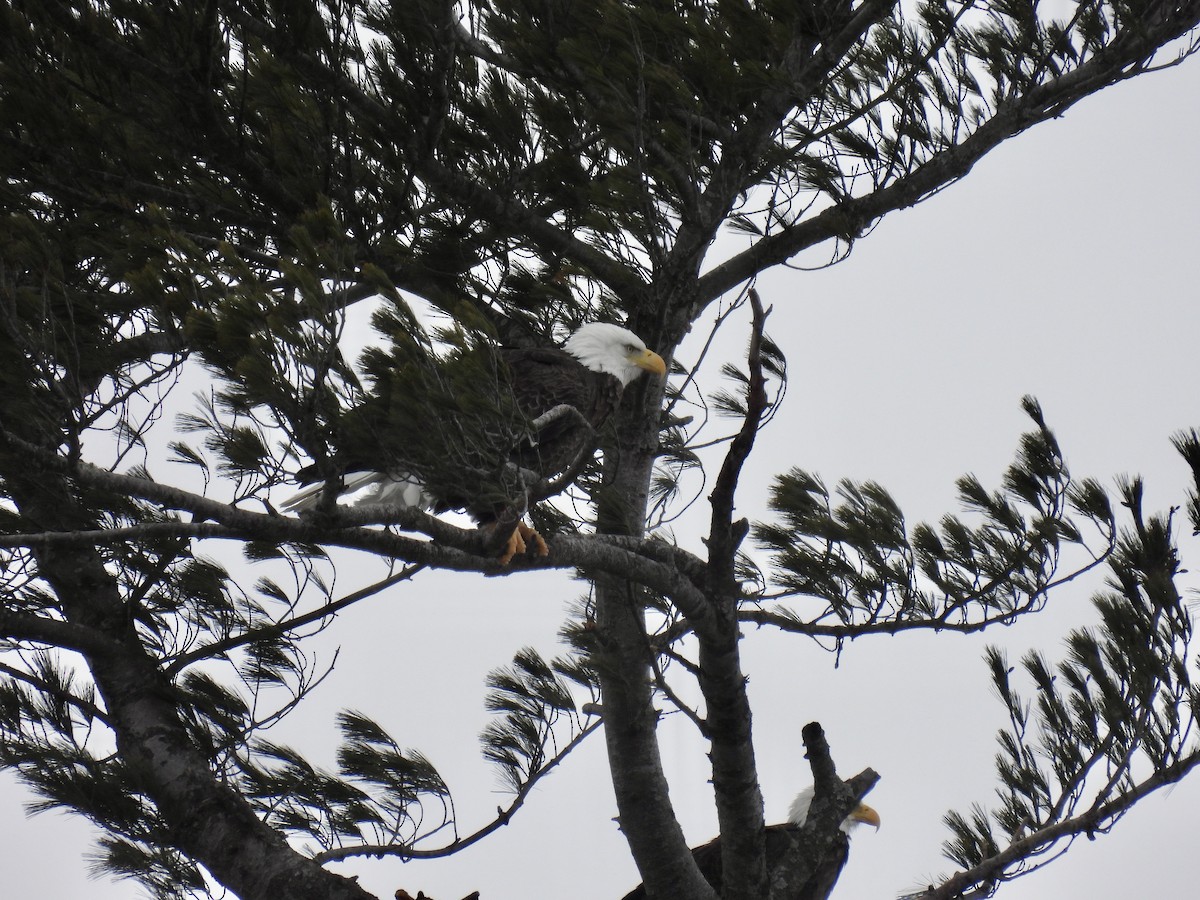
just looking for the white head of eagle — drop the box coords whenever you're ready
[564,322,667,385]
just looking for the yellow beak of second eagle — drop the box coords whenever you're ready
[851,802,882,830]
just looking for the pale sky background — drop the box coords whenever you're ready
[3,41,1199,900]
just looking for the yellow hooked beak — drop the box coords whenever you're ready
[632,347,667,377]
[850,802,881,830]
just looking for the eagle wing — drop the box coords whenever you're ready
[500,345,624,484]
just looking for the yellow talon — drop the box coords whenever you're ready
[496,527,525,566]
[493,520,548,565]
[517,521,549,558]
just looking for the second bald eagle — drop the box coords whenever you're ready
[621,788,879,900]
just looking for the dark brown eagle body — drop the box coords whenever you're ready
[493,344,624,496]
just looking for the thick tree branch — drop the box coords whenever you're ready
[595,573,719,900]
[694,622,766,900]
[0,608,125,658]
[593,370,718,900]
[0,432,718,630]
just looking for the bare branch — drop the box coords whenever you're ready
[705,288,770,585]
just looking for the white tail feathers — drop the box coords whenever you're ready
[281,471,433,513]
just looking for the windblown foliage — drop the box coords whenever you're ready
[1,2,1198,900]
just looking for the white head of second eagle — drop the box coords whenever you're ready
[788,786,882,833]
[281,322,666,527]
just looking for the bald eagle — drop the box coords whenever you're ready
[283,322,666,561]
[620,788,879,900]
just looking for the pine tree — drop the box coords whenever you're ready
[2,2,1199,899]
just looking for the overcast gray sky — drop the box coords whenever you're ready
[4,42,1199,900]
